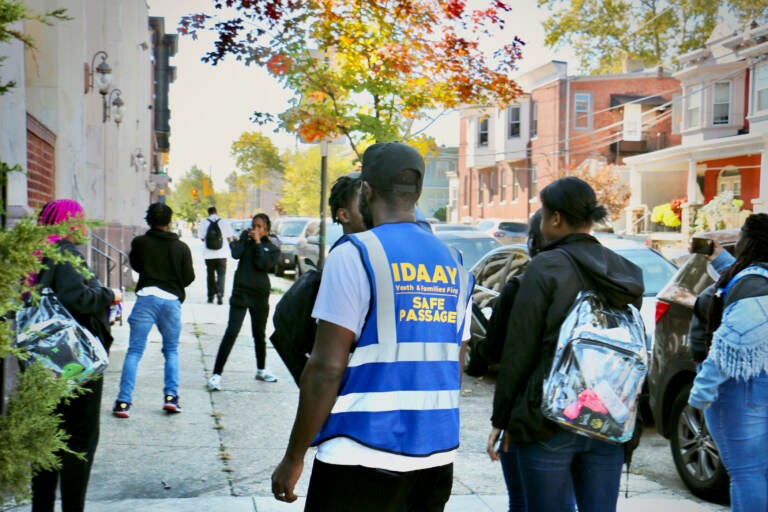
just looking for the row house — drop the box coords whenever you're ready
[451,60,682,227]
[624,21,768,235]
[0,1,176,279]
[419,146,458,219]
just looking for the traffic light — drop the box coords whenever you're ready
[191,188,199,202]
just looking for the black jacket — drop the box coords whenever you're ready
[689,261,768,362]
[130,228,195,302]
[492,233,644,443]
[44,239,115,352]
[229,230,280,305]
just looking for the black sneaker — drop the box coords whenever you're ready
[163,395,182,413]
[113,400,131,418]
[217,296,223,305]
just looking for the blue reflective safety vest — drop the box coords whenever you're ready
[311,223,473,456]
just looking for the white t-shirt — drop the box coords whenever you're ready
[311,241,472,471]
[199,215,234,260]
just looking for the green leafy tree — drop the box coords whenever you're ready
[180,0,524,158]
[539,0,767,73]
[230,132,284,211]
[279,146,355,216]
[0,2,81,503]
[165,165,210,224]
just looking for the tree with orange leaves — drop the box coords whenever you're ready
[180,0,524,158]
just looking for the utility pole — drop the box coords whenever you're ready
[318,140,328,268]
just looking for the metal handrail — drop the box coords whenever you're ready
[89,232,129,291]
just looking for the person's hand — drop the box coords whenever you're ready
[707,240,724,262]
[486,427,505,461]
[111,288,123,303]
[271,455,303,503]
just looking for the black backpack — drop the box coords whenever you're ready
[205,219,223,250]
[270,268,323,385]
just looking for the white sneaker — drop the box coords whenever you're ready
[255,369,277,383]
[207,374,222,391]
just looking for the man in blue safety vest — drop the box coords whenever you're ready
[271,142,474,511]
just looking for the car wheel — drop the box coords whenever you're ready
[669,383,730,504]
[294,258,302,278]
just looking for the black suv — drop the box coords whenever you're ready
[649,229,740,504]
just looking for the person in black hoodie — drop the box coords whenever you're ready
[113,203,194,418]
[207,213,280,390]
[488,177,644,512]
[32,199,121,512]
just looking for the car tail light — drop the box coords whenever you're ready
[655,301,670,324]
[493,231,506,238]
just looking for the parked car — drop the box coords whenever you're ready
[432,223,477,232]
[648,229,740,504]
[465,236,678,376]
[434,230,501,270]
[228,218,252,234]
[476,218,529,245]
[272,216,313,277]
[293,218,344,276]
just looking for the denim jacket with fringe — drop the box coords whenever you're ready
[689,266,768,410]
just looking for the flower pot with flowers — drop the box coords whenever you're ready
[651,197,685,231]
[692,191,751,233]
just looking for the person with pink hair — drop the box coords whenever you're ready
[31,199,121,512]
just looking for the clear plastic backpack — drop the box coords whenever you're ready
[541,287,648,444]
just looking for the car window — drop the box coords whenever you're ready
[498,222,528,233]
[616,248,677,296]
[279,220,309,237]
[442,238,501,269]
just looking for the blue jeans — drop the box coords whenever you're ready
[705,374,768,512]
[517,428,623,512]
[498,437,525,512]
[117,295,182,403]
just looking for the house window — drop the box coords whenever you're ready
[671,93,682,134]
[530,165,538,198]
[512,168,519,201]
[686,87,701,128]
[490,170,497,200]
[477,174,483,204]
[531,102,538,138]
[713,82,731,125]
[478,117,489,146]
[501,169,507,202]
[718,166,742,199]
[463,175,469,206]
[756,63,768,112]
[574,93,592,129]
[508,105,521,138]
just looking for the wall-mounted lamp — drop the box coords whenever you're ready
[87,51,112,95]
[131,148,147,172]
[105,89,126,125]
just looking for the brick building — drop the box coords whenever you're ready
[451,60,681,227]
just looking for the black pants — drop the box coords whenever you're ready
[212,295,269,374]
[305,459,453,512]
[205,258,227,301]
[31,377,103,512]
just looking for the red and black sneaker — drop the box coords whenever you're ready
[112,400,131,418]
[163,395,182,413]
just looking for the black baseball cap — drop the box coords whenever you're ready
[361,142,424,193]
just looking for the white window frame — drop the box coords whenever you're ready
[501,169,507,203]
[712,81,731,125]
[671,93,682,135]
[529,165,538,199]
[508,105,521,138]
[573,92,592,130]
[478,117,489,146]
[718,166,742,199]
[755,63,768,113]
[531,102,538,139]
[512,168,519,202]
[686,87,702,128]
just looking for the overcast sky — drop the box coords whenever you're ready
[147,0,578,185]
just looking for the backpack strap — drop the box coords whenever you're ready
[720,266,768,299]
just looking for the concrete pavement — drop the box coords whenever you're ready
[5,236,726,512]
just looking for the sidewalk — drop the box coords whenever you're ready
[7,237,725,512]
